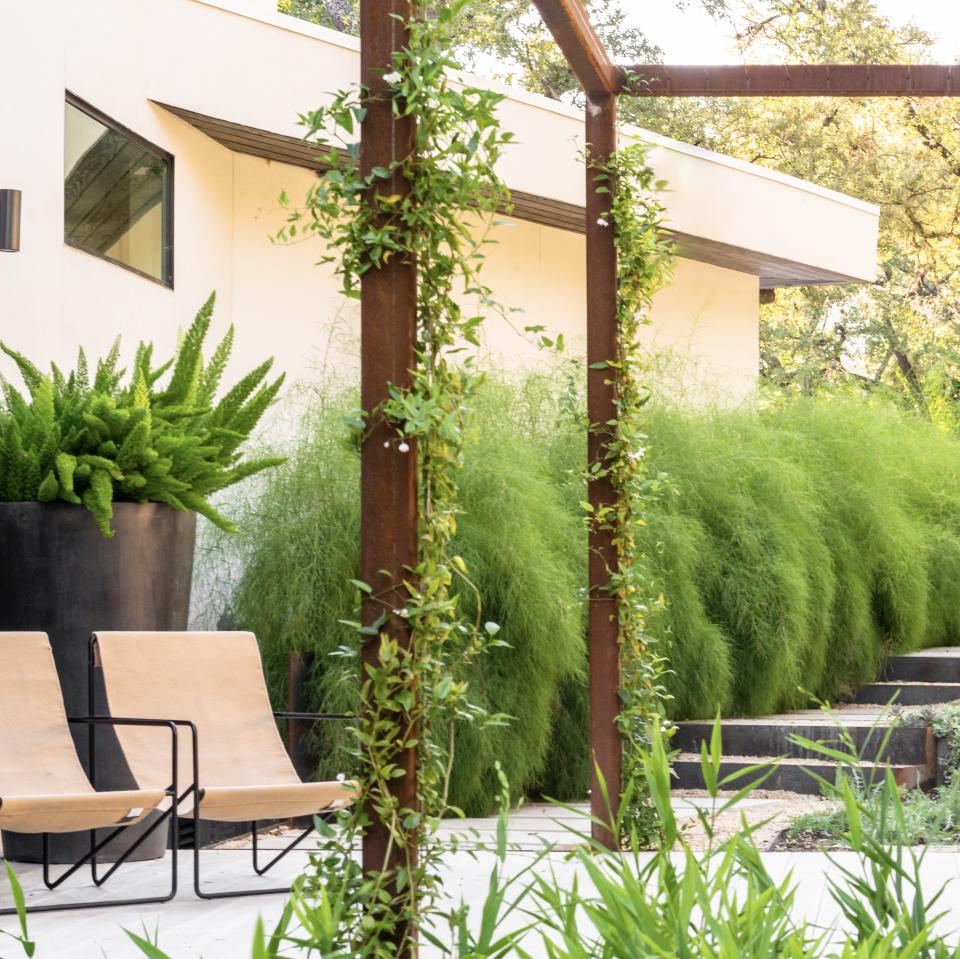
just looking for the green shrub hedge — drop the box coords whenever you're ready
[644,394,960,720]
[215,379,960,812]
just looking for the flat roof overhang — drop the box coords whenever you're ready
[156,101,867,290]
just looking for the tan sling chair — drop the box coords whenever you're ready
[92,631,356,899]
[0,632,179,915]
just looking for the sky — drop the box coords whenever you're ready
[633,1,960,63]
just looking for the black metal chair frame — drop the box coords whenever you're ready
[0,716,180,916]
[87,637,352,901]
[188,711,352,901]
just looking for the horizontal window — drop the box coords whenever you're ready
[64,94,173,286]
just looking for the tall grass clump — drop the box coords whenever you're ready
[217,375,587,815]
[641,392,960,718]
[206,375,960,810]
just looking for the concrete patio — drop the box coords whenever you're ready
[4,800,960,958]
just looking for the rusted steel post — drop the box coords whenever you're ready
[585,93,621,850]
[359,0,419,952]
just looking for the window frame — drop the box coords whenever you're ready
[64,92,175,289]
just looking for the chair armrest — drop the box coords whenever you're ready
[274,711,353,722]
[67,716,182,801]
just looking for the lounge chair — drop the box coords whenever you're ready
[90,630,355,899]
[0,632,179,914]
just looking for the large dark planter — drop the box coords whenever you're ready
[0,502,196,863]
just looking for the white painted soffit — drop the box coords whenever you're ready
[155,101,875,290]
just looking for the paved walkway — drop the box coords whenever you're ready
[4,803,960,957]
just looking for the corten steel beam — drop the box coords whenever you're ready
[585,93,622,851]
[620,63,960,97]
[531,0,621,94]
[359,0,419,953]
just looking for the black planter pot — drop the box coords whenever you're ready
[0,502,196,864]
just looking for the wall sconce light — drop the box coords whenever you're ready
[1,190,22,252]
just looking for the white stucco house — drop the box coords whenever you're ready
[1,0,880,404]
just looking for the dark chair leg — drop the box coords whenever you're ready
[0,808,179,916]
[192,815,315,900]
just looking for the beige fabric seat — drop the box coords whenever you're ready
[93,631,356,822]
[0,633,165,834]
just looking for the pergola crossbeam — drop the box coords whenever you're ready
[530,0,622,95]
[620,63,960,97]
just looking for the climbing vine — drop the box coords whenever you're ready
[590,142,675,844]
[276,0,513,953]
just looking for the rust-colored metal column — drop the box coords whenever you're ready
[585,92,621,849]
[359,0,419,951]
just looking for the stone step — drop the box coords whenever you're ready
[672,754,935,795]
[884,648,960,684]
[673,714,931,765]
[854,682,960,706]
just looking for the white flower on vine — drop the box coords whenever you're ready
[395,608,409,618]
[383,71,402,85]
[398,441,410,453]
[336,773,346,782]
[628,447,646,460]
[596,217,609,227]
[383,441,390,448]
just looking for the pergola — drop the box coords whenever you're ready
[357,0,960,916]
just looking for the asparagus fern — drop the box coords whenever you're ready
[0,293,285,536]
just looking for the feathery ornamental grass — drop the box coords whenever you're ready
[211,377,960,811]
[641,394,960,719]
[217,375,586,815]
[0,293,285,536]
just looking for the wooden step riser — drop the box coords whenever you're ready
[673,723,931,765]
[673,760,934,795]
[884,658,960,684]
[855,684,960,706]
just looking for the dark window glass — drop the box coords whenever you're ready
[64,96,172,286]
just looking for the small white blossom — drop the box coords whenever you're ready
[383,440,390,448]
[336,773,346,782]
[596,217,609,227]
[398,608,409,618]
[383,71,402,85]
[628,447,646,460]
[398,441,410,453]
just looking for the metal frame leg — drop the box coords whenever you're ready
[0,717,181,916]
[192,814,316,901]
[0,810,178,916]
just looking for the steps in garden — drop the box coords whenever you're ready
[855,683,960,706]
[882,647,960,683]
[671,751,933,794]
[672,646,960,796]
[671,709,936,794]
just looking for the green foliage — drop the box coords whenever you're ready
[787,709,960,849]
[523,722,960,959]
[276,0,663,102]
[638,393,960,719]
[218,383,960,831]
[789,778,960,849]
[216,375,588,815]
[0,294,285,536]
[0,862,35,957]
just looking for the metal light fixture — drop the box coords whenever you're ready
[0,189,22,252]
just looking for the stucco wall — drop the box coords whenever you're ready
[0,0,877,406]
